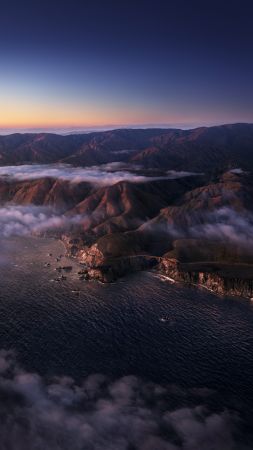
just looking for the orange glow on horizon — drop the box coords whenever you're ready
[0,104,195,129]
[1,97,249,130]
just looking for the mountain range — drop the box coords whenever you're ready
[0,123,253,171]
[1,123,253,297]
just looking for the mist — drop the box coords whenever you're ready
[189,207,253,247]
[0,164,202,186]
[143,207,253,250]
[0,350,238,450]
[0,205,82,238]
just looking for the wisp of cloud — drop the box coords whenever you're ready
[0,164,202,186]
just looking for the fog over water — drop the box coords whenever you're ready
[0,236,253,448]
[0,205,82,237]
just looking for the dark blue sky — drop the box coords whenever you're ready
[1,0,253,128]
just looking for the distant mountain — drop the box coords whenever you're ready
[0,124,253,171]
[0,133,87,164]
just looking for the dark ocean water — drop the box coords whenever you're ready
[0,236,253,447]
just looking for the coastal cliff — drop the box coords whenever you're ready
[62,233,253,298]
[80,254,159,283]
[78,242,158,282]
[158,257,253,298]
[63,235,159,282]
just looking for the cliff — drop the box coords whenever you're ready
[61,232,253,298]
[158,257,253,298]
[75,240,159,282]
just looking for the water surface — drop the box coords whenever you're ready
[0,236,253,443]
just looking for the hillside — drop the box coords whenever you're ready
[0,124,253,172]
[1,124,253,296]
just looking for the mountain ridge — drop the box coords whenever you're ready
[1,123,253,297]
[0,123,253,172]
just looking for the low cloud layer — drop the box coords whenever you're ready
[0,206,81,238]
[166,170,203,179]
[0,164,202,186]
[229,168,246,175]
[0,350,239,450]
[189,207,253,247]
[144,207,253,250]
[1,205,253,251]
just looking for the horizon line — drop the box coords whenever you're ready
[0,121,252,136]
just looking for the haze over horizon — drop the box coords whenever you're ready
[2,122,253,136]
[1,0,253,129]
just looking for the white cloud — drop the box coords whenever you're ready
[143,207,253,250]
[229,168,246,175]
[166,170,203,179]
[0,350,238,450]
[0,164,203,186]
[0,205,82,237]
[189,207,253,247]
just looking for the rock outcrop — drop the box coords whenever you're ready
[158,257,253,298]
[75,239,159,282]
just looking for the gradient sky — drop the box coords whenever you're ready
[1,0,253,129]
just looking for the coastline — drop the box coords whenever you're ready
[62,235,253,299]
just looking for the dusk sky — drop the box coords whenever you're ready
[1,0,253,130]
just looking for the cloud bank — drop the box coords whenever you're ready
[1,205,252,251]
[143,207,253,250]
[189,207,253,247]
[0,350,239,450]
[0,164,202,186]
[0,206,81,238]
[166,170,203,179]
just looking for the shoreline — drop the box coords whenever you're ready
[63,236,253,300]
[11,234,252,301]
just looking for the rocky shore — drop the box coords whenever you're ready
[61,234,253,298]
[158,257,253,299]
[64,238,159,282]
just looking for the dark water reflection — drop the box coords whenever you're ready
[0,236,253,442]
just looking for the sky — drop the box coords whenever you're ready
[0,0,253,130]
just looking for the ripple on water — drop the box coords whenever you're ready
[0,236,253,426]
